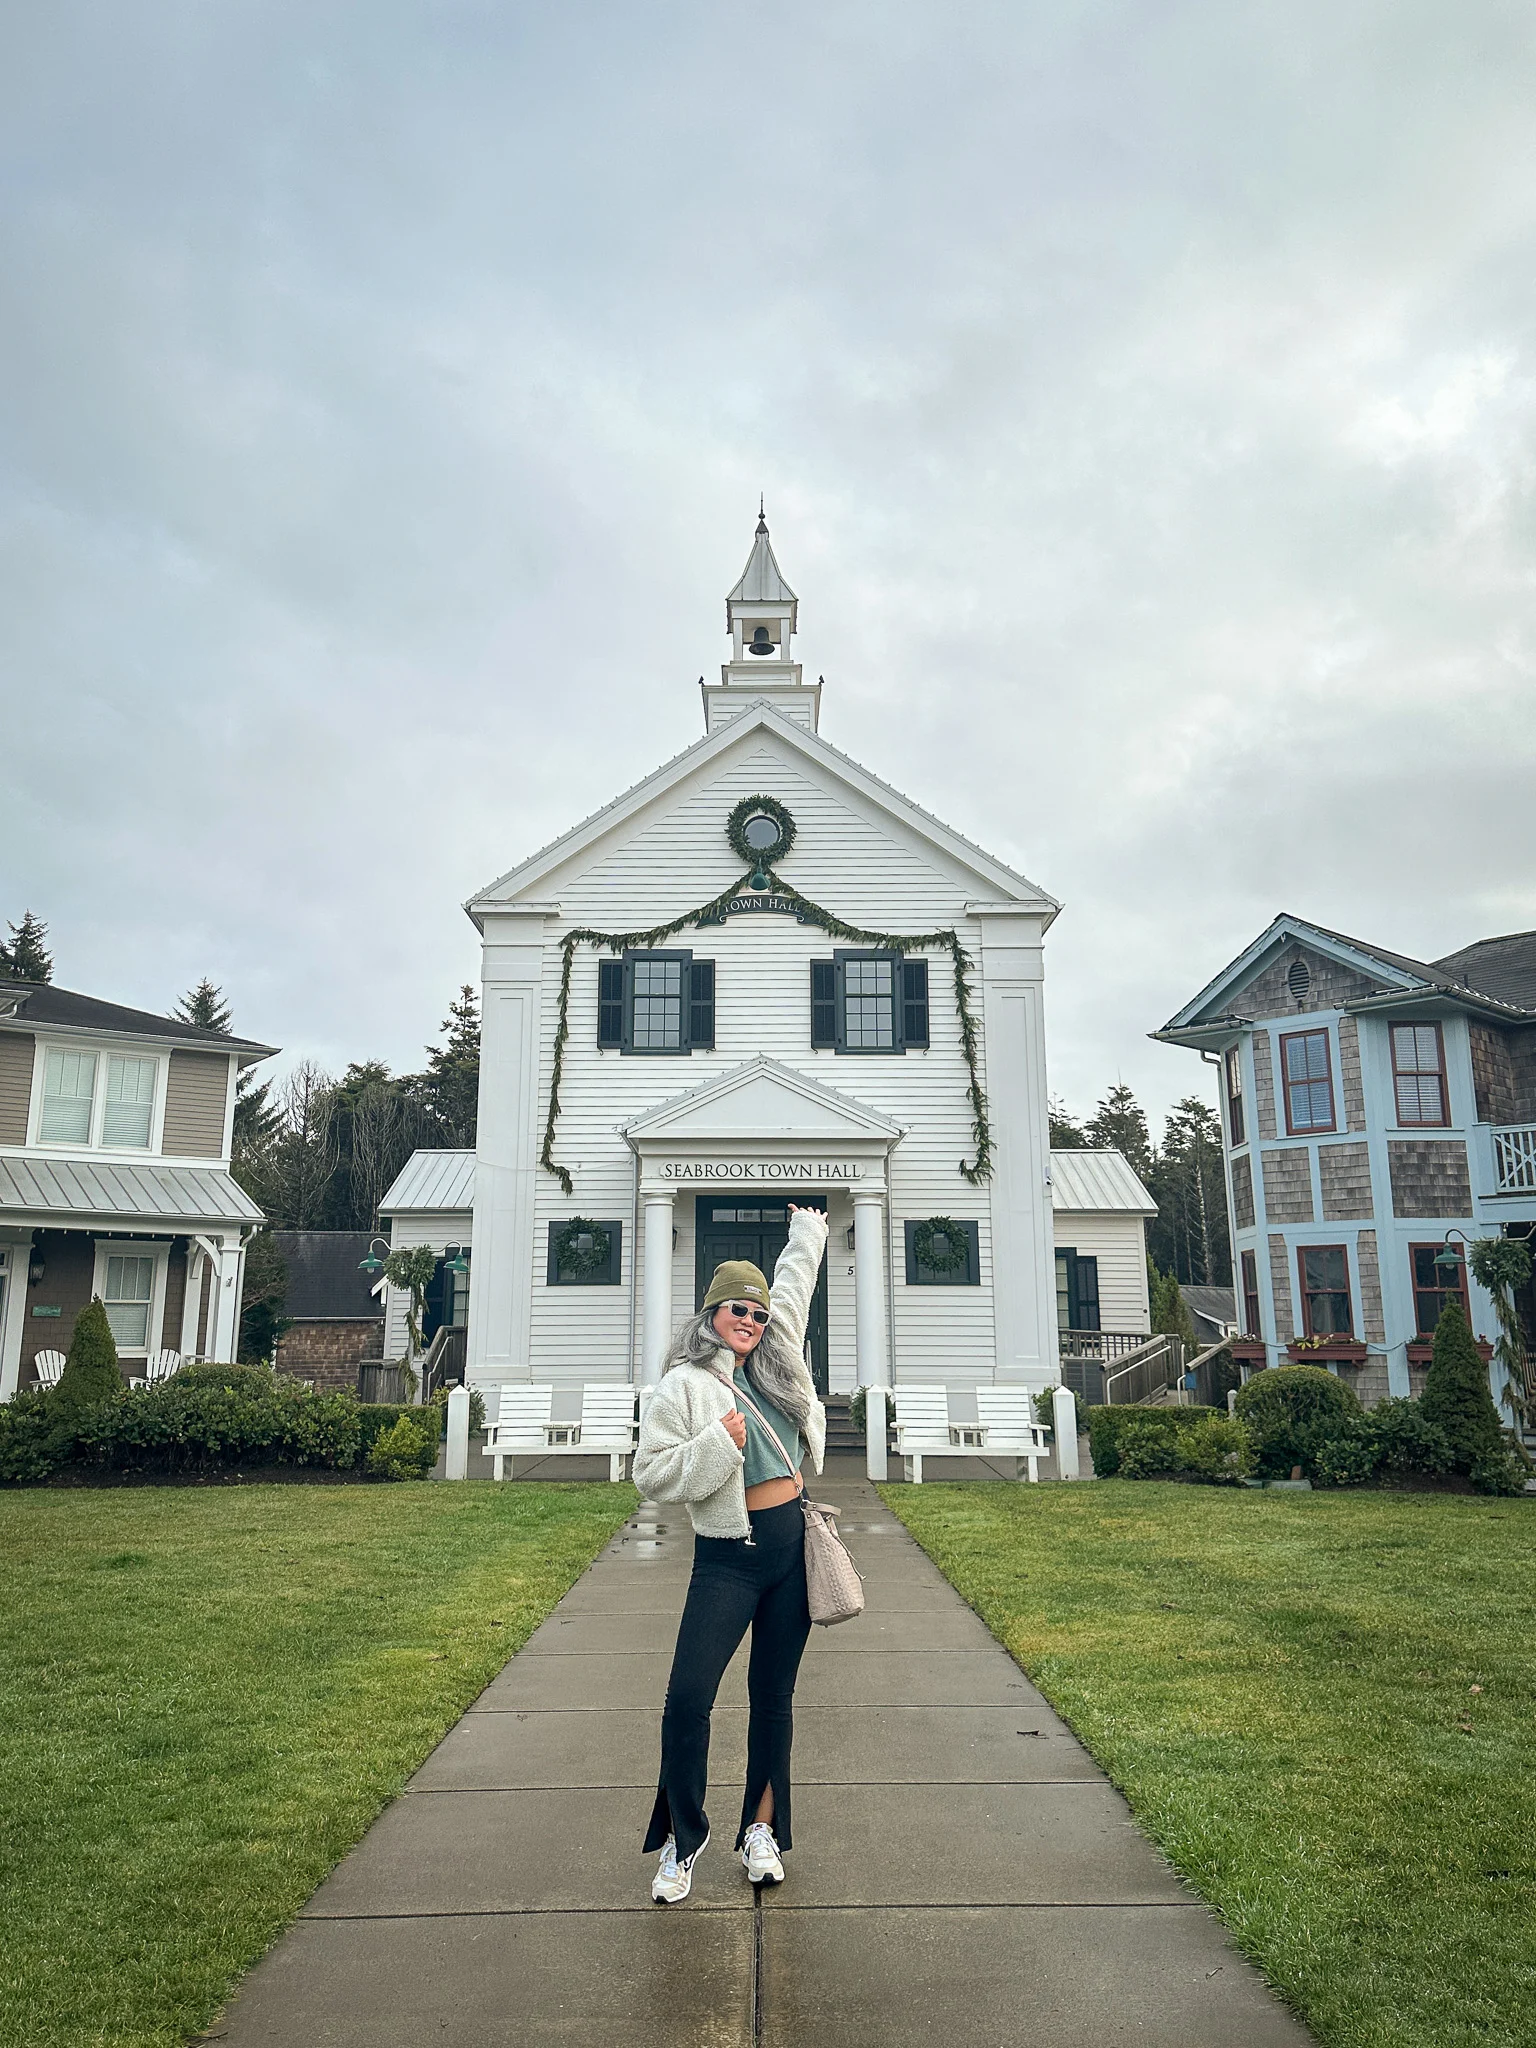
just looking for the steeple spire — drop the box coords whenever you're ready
[703,507,821,736]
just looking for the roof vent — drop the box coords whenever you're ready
[1287,958,1311,1004]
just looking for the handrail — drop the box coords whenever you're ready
[420,1323,468,1400]
[1104,1334,1184,1406]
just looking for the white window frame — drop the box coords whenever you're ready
[28,1041,167,1155]
[91,1239,172,1359]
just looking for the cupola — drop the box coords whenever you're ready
[702,504,822,734]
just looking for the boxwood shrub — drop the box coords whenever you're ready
[1097,1407,1253,1485]
[1087,1404,1223,1477]
[1233,1365,1360,1479]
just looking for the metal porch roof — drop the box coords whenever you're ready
[1048,1149,1157,1215]
[379,1149,476,1214]
[0,1156,263,1226]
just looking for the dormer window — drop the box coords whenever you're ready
[37,1046,159,1149]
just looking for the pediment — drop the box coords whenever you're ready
[623,1056,902,1144]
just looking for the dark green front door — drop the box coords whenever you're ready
[694,1195,829,1396]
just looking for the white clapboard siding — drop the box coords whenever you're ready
[1051,1211,1151,1333]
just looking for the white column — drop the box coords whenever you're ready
[853,1190,890,1481]
[209,1237,245,1362]
[976,912,1057,1385]
[0,1235,31,1403]
[467,912,548,1388]
[641,1193,675,1387]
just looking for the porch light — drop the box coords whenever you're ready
[1433,1229,1469,1276]
[445,1248,469,1276]
[358,1236,390,1276]
[27,1248,45,1286]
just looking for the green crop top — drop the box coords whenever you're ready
[732,1365,803,1488]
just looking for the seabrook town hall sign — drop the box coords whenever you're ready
[658,1159,869,1183]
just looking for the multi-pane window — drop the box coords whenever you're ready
[40,1050,98,1143]
[810,953,928,1054]
[1241,1249,1262,1337]
[1225,1047,1245,1146]
[1297,1245,1352,1336]
[1054,1249,1101,1330]
[1409,1244,1468,1336]
[102,1254,155,1351]
[1391,1024,1449,1127]
[103,1056,157,1148]
[1280,1029,1335,1134]
[596,952,713,1055]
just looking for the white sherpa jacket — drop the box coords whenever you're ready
[633,1206,829,1538]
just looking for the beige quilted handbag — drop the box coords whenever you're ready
[723,1377,866,1627]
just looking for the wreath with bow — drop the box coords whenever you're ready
[554,1218,612,1279]
[912,1216,970,1275]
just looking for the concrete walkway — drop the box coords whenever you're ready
[209,1465,1311,2045]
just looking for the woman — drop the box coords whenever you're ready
[634,1201,829,1903]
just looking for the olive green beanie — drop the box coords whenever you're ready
[702,1259,770,1312]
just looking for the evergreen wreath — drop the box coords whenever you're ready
[553,1217,612,1278]
[539,866,995,1196]
[726,794,797,869]
[912,1216,970,1274]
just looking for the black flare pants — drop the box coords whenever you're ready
[644,1497,811,1864]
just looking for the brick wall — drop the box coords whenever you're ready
[1231,945,1377,1021]
[1252,1031,1277,1140]
[1231,1152,1255,1231]
[1388,1139,1472,1218]
[1319,1142,1373,1221]
[1337,1016,1366,1130]
[275,1318,385,1393]
[1262,1147,1314,1224]
[1269,1232,1297,1337]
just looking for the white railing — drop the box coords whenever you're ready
[1104,1334,1185,1406]
[1493,1124,1536,1194]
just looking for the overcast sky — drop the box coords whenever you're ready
[4,1,1534,1133]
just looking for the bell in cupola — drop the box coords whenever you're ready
[749,625,775,656]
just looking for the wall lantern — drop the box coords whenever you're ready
[445,1248,470,1276]
[845,1225,856,1251]
[27,1248,45,1286]
[358,1237,390,1276]
[1433,1229,1470,1276]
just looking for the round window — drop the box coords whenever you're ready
[742,813,781,853]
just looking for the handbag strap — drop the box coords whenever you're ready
[713,1369,800,1483]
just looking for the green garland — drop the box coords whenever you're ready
[553,1217,612,1278]
[726,793,797,870]
[911,1216,970,1274]
[540,867,994,1195]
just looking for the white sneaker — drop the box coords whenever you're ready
[651,1831,708,1903]
[741,1820,784,1885]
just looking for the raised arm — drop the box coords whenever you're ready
[768,1205,830,1356]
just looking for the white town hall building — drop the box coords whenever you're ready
[391,516,1088,1412]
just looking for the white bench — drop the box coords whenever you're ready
[128,1349,183,1391]
[32,1349,66,1391]
[975,1386,1051,1483]
[484,1383,637,1481]
[894,1385,953,1485]
[895,1384,1054,1483]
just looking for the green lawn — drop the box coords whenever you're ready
[882,1482,1536,2048]
[0,1481,635,2048]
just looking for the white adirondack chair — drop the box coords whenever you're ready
[32,1349,66,1391]
[484,1384,555,1482]
[893,1385,952,1484]
[975,1386,1052,1483]
[573,1383,639,1482]
[128,1349,183,1391]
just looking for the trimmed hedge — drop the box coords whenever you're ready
[1090,1406,1253,1485]
[1087,1404,1222,1477]
[0,1372,442,1485]
[1233,1365,1359,1479]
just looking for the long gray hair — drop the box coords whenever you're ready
[663,1305,815,1431]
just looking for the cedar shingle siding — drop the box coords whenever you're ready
[1251,1030,1277,1141]
[1231,945,1376,1020]
[1337,1015,1366,1130]
[1388,1139,1473,1218]
[162,1050,229,1157]
[20,1230,97,1378]
[1354,1228,1386,1344]
[1468,1022,1536,1125]
[1319,1142,1374,1221]
[1268,1232,1296,1337]
[0,1033,34,1145]
[1230,1152,1255,1231]
[1261,1147,1314,1224]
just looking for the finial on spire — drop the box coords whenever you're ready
[757,492,768,534]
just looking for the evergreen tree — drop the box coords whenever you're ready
[1420,1299,1504,1471]
[1048,1099,1089,1149]
[52,1298,124,1415]
[238,1231,291,1364]
[1147,1096,1231,1286]
[1149,1261,1196,1345]
[1085,1084,1153,1179]
[2,911,53,983]
[174,978,233,1033]
[419,985,481,1146]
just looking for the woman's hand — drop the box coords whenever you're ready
[721,1408,747,1450]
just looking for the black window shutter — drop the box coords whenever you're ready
[688,959,715,1050]
[1072,1255,1101,1331]
[810,960,838,1047]
[597,959,625,1048]
[901,958,929,1048]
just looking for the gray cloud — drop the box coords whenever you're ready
[3,0,1534,1124]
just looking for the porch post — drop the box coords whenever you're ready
[641,1193,675,1387]
[208,1236,245,1363]
[853,1190,890,1480]
[0,1233,31,1403]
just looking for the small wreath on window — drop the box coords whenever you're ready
[726,794,797,872]
[912,1216,969,1275]
[554,1218,612,1279]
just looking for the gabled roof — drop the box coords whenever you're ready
[726,511,797,618]
[622,1055,903,1144]
[0,982,276,1062]
[0,1156,262,1228]
[269,1232,383,1319]
[1048,1148,1156,1215]
[380,1149,476,1214]
[466,701,1058,922]
[1432,931,1536,1013]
